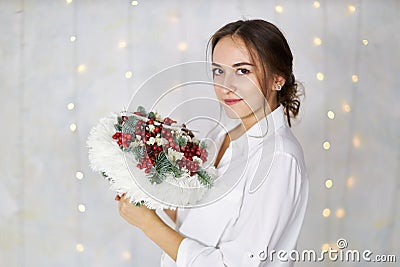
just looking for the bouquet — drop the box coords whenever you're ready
[87,106,217,209]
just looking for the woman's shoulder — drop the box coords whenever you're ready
[273,125,306,171]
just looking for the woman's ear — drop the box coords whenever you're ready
[273,74,286,87]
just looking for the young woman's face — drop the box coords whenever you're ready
[212,36,269,120]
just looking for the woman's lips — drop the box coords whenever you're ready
[224,99,243,105]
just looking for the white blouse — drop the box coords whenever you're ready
[159,105,309,267]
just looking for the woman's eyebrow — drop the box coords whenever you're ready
[212,62,254,68]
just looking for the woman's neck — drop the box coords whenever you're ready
[229,102,278,140]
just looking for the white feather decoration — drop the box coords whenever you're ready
[87,113,217,210]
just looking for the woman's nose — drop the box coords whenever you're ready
[221,73,237,93]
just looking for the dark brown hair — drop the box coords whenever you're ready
[207,19,301,127]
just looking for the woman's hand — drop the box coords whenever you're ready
[115,194,184,261]
[115,194,159,231]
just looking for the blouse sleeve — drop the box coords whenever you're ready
[175,152,308,266]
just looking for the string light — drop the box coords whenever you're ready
[323,141,331,150]
[70,35,77,42]
[78,204,86,213]
[121,251,132,260]
[69,123,77,132]
[67,102,75,110]
[346,176,355,188]
[342,103,351,113]
[352,135,361,148]
[177,42,188,51]
[351,74,359,83]
[313,37,322,46]
[75,171,84,180]
[325,179,333,189]
[316,72,324,81]
[125,71,133,79]
[313,1,320,8]
[77,64,86,73]
[348,5,356,13]
[362,39,369,46]
[76,243,84,253]
[321,243,330,251]
[168,12,180,23]
[131,0,139,6]
[118,41,127,48]
[327,110,335,119]
[335,208,346,218]
[275,5,283,13]
[322,208,331,217]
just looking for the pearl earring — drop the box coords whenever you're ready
[274,83,282,91]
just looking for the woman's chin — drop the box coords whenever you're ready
[224,108,244,120]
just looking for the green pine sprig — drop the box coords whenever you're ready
[196,169,213,188]
[148,151,182,184]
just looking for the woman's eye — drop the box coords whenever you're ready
[212,68,224,76]
[213,68,223,75]
[237,68,250,75]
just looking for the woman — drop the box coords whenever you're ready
[116,19,309,266]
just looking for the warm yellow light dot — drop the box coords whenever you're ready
[325,179,333,189]
[76,243,84,253]
[352,135,361,148]
[342,103,351,113]
[362,39,369,46]
[321,243,330,251]
[323,141,331,150]
[351,74,359,83]
[125,71,133,79]
[70,35,77,42]
[168,13,179,23]
[335,208,345,218]
[66,0,73,4]
[69,123,77,132]
[322,208,331,217]
[313,37,322,46]
[67,102,75,110]
[327,110,335,119]
[347,176,355,188]
[131,0,139,6]
[78,204,86,213]
[275,5,283,13]
[177,42,188,51]
[121,251,132,260]
[118,41,127,48]
[316,72,324,81]
[313,1,321,8]
[75,171,84,180]
[348,5,356,13]
[77,64,86,73]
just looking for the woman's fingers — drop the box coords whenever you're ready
[115,193,125,201]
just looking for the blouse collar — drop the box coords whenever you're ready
[231,104,287,146]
